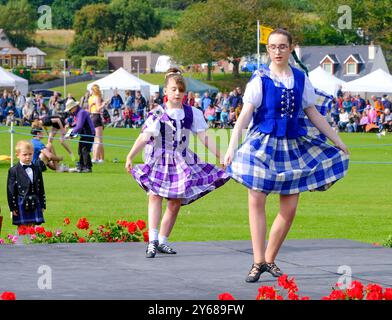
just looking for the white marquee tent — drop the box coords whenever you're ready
[155,55,178,73]
[342,69,392,93]
[87,67,159,101]
[308,66,346,97]
[0,66,29,95]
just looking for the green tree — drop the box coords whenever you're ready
[0,0,36,49]
[110,0,162,51]
[310,0,392,68]
[67,3,112,58]
[168,0,302,79]
[51,0,110,29]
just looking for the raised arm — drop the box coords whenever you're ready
[305,106,349,154]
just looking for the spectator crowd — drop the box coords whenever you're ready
[1,84,391,135]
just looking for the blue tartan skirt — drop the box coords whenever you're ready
[227,131,349,195]
[12,196,45,226]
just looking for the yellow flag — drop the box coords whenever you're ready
[260,25,273,44]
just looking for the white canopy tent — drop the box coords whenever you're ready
[342,69,392,94]
[87,67,158,101]
[308,66,346,97]
[0,66,29,95]
[154,55,178,73]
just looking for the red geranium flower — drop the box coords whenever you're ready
[326,290,346,300]
[127,222,137,234]
[64,218,70,225]
[1,291,16,300]
[278,274,298,293]
[89,230,94,236]
[76,218,90,230]
[346,281,364,300]
[383,288,392,300]
[18,226,27,235]
[366,283,383,300]
[117,220,128,228]
[26,227,35,235]
[136,220,146,230]
[35,226,45,234]
[143,231,149,242]
[45,231,53,238]
[78,238,86,243]
[288,292,299,300]
[218,292,236,300]
[257,286,277,300]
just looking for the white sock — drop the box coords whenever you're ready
[158,235,168,245]
[149,229,158,242]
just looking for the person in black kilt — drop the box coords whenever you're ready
[7,140,46,228]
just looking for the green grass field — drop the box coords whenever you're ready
[0,127,391,244]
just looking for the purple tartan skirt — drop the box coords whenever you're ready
[131,151,229,205]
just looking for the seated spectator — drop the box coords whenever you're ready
[382,94,391,112]
[6,110,18,126]
[108,109,123,128]
[359,111,369,132]
[38,103,50,118]
[228,107,236,127]
[204,103,216,128]
[348,108,360,132]
[381,108,392,132]
[338,108,349,132]
[131,112,142,128]
[4,101,16,119]
[220,107,229,128]
[123,107,133,128]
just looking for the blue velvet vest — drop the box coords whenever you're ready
[251,65,307,138]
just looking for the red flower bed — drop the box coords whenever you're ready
[219,275,392,300]
[1,217,148,244]
[1,292,16,300]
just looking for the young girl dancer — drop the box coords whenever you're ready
[224,29,349,282]
[126,68,229,258]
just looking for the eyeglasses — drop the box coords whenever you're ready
[266,44,290,52]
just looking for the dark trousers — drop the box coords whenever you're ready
[78,136,94,170]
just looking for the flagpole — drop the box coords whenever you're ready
[257,20,260,70]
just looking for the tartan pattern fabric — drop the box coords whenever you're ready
[298,88,333,142]
[228,70,349,195]
[227,132,349,194]
[13,196,45,226]
[132,105,229,205]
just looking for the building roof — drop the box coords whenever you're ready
[291,45,389,82]
[23,47,47,56]
[0,47,25,55]
[0,28,13,48]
